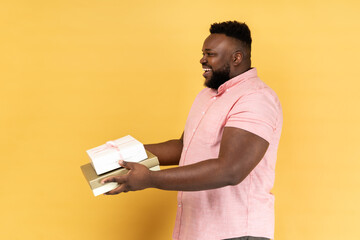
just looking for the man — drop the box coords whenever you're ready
[102,21,283,240]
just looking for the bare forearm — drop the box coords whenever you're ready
[145,139,183,166]
[149,158,236,191]
[103,128,269,195]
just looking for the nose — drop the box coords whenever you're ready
[200,55,207,64]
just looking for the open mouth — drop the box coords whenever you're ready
[203,67,212,78]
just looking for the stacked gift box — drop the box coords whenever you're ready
[81,135,160,196]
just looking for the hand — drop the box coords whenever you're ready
[101,160,153,195]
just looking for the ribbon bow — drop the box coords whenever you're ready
[92,140,123,160]
[105,141,123,160]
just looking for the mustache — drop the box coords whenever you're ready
[202,65,212,69]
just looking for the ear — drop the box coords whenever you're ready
[232,50,243,66]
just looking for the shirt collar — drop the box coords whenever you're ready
[215,68,258,95]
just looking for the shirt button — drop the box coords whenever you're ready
[178,204,182,207]
[193,129,195,132]
[226,89,229,92]
[213,97,217,100]
[202,111,205,114]
[184,147,188,150]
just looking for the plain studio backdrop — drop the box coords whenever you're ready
[1,1,359,239]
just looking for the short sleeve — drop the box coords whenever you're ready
[225,90,280,143]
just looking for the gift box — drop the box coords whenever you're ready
[80,150,160,196]
[86,135,147,175]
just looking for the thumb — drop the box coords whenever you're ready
[119,160,133,170]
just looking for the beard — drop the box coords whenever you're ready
[204,63,231,90]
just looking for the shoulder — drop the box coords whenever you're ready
[236,77,281,111]
[228,77,283,131]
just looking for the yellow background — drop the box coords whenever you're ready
[1,0,359,239]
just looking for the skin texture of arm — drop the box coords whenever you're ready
[144,133,183,166]
[102,127,269,194]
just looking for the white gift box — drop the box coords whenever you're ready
[86,135,148,175]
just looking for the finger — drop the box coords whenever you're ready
[119,159,128,168]
[104,184,128,195]
[101,175,125,184]
[118,160,134,170]
[101,176,117,184]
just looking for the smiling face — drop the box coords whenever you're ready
[200,34,236,89]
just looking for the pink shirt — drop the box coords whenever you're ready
[173,68,283,240]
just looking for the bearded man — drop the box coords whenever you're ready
[102,21,283,240]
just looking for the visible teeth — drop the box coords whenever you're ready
[203,68,211,72]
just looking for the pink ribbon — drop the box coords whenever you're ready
[105,141,123,160]
[92,140,123,160]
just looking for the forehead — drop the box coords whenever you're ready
[202,33,235,52]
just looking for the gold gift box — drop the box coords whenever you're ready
[81,150,159,196]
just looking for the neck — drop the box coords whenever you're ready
[230,65,251,79]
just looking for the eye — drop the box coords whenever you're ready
[202,52,216,57]
[203,53,214,57]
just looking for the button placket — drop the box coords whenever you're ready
[183,93,217,161]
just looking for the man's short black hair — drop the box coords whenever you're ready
[210,21,252,51]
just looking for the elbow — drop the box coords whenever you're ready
[227,175,244,186]
[223,169,246,186]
